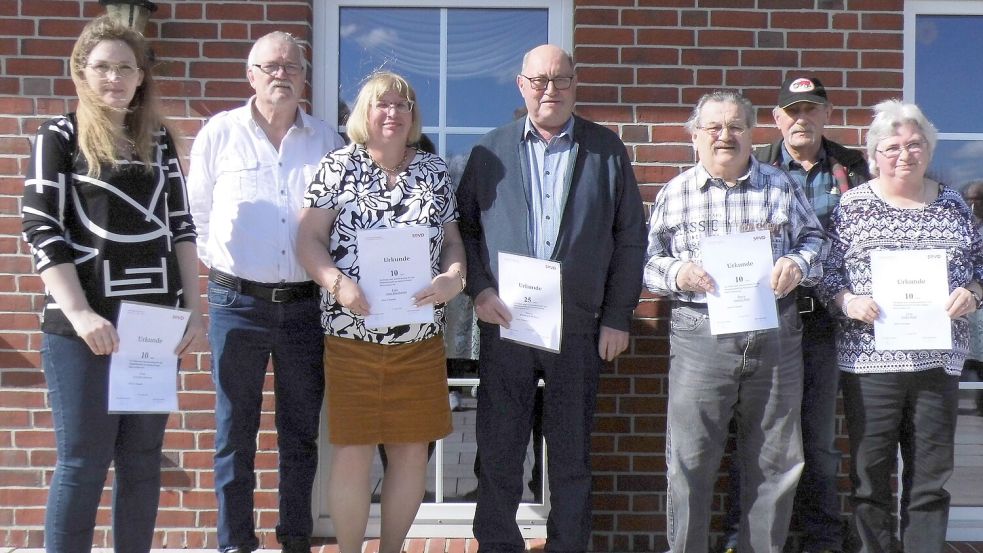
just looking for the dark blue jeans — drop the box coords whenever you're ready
[723,306,842,552]
[207,281,325,551]
[472,325,601,553]
[42,333,169,553]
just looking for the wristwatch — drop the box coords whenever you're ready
[971,288,983,309]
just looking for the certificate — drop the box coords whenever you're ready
[870,249,952,351]
[701,230,778,335]
[356,226,434,329]
[108,301,190,413]
[498,252,563,353]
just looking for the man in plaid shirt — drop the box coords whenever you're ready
[645,90,825,553]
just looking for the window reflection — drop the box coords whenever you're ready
[338,7,548,140]
[339,8,440,127]
[927,140,983,191]
[949,387,983,507]
[446,9,548,127]
[915,15,983,133]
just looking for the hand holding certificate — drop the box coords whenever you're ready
[870,249,952,351]
[497,252,563,352]
[108,301,190,413]
[701,230,779,335]
[356,226,434,329]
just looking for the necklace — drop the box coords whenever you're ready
[373,148,408,174]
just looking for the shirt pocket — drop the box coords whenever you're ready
[216,156,261,201]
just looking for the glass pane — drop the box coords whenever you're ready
[339,8,440,127]
[950,380,983,507]
[439,383,546,505]
[915,15,983,133]
[926,139,983,191]
[446,8,548,127]
[442,383,479,503]
[445,133,484,192]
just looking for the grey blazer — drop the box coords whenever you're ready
[457,116,646,334]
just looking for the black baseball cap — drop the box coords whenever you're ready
[777,76,828,108]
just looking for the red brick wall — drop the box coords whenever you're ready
[0,0,903,550]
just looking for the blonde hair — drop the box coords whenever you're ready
[345,71,422,146]
[70,16,165,177]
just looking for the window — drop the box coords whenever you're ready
[905,3,983,189]
[311,0,572,538]
[905,1,983,540]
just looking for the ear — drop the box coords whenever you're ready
[516,74,524,92]
[772,106,782,125]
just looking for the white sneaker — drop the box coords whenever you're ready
[449,391,461,411]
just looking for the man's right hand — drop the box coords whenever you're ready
[474,288,513,328]
[675,261,716,293]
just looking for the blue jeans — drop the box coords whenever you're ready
[723,306,844,552]
[841,369,958,553]
[666,301,804,553]
[207,281,325,551]
[42,333,169,553]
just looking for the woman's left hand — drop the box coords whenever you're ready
[946,287,979,319]
[413,271,464,306]
[175,311,207,356]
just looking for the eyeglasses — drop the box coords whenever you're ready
[876,141,925,158]
[698,124,749,138]
[373,100,414,114]
[251,63,303,76]
[520,74,575,91]
[86,62,139,78]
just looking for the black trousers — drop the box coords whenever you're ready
[472,324,602,553]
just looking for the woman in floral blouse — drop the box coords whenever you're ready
[818,100,983,553]
[296,71,465,553]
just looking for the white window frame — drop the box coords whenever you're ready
[904,0,983,540]
[310,0,573,538]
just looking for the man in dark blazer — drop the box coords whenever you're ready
[457,44,646,553]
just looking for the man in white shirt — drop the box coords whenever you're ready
[186,31,344,553]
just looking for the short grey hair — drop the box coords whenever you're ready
[865,99,938,176]
[246,31,307,71]
[684,90,755,134]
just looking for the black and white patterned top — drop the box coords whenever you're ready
[21,114,197,336]
[817,181,983,376]
[303,142,458,345]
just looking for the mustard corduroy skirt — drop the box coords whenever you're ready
[324,334,452,445]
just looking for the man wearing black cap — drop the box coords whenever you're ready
[719,75,870,553]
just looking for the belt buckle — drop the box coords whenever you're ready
[270,287,290,303]
[798,296,815,314]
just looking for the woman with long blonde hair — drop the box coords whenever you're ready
[21,16,203,552]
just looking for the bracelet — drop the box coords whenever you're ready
[843,293,862,315]
[451,268,466,292]
[331,273,343,298]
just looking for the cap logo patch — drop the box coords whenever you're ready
[789,78,815,92]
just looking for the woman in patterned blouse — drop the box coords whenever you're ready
[20,16,203,552]
[818,100,983,553]
[297,72,466,553]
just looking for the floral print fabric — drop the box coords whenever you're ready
[304,142,457,344]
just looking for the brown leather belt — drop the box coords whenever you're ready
[208,269,319,303]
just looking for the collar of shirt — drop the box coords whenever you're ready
[234,95,308,135]
[780,141,828,173]
[522,116,575,144]
[695,157,760,191]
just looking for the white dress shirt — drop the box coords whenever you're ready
[187,97,345,283]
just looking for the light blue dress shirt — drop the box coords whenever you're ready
[522,117,575,259]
